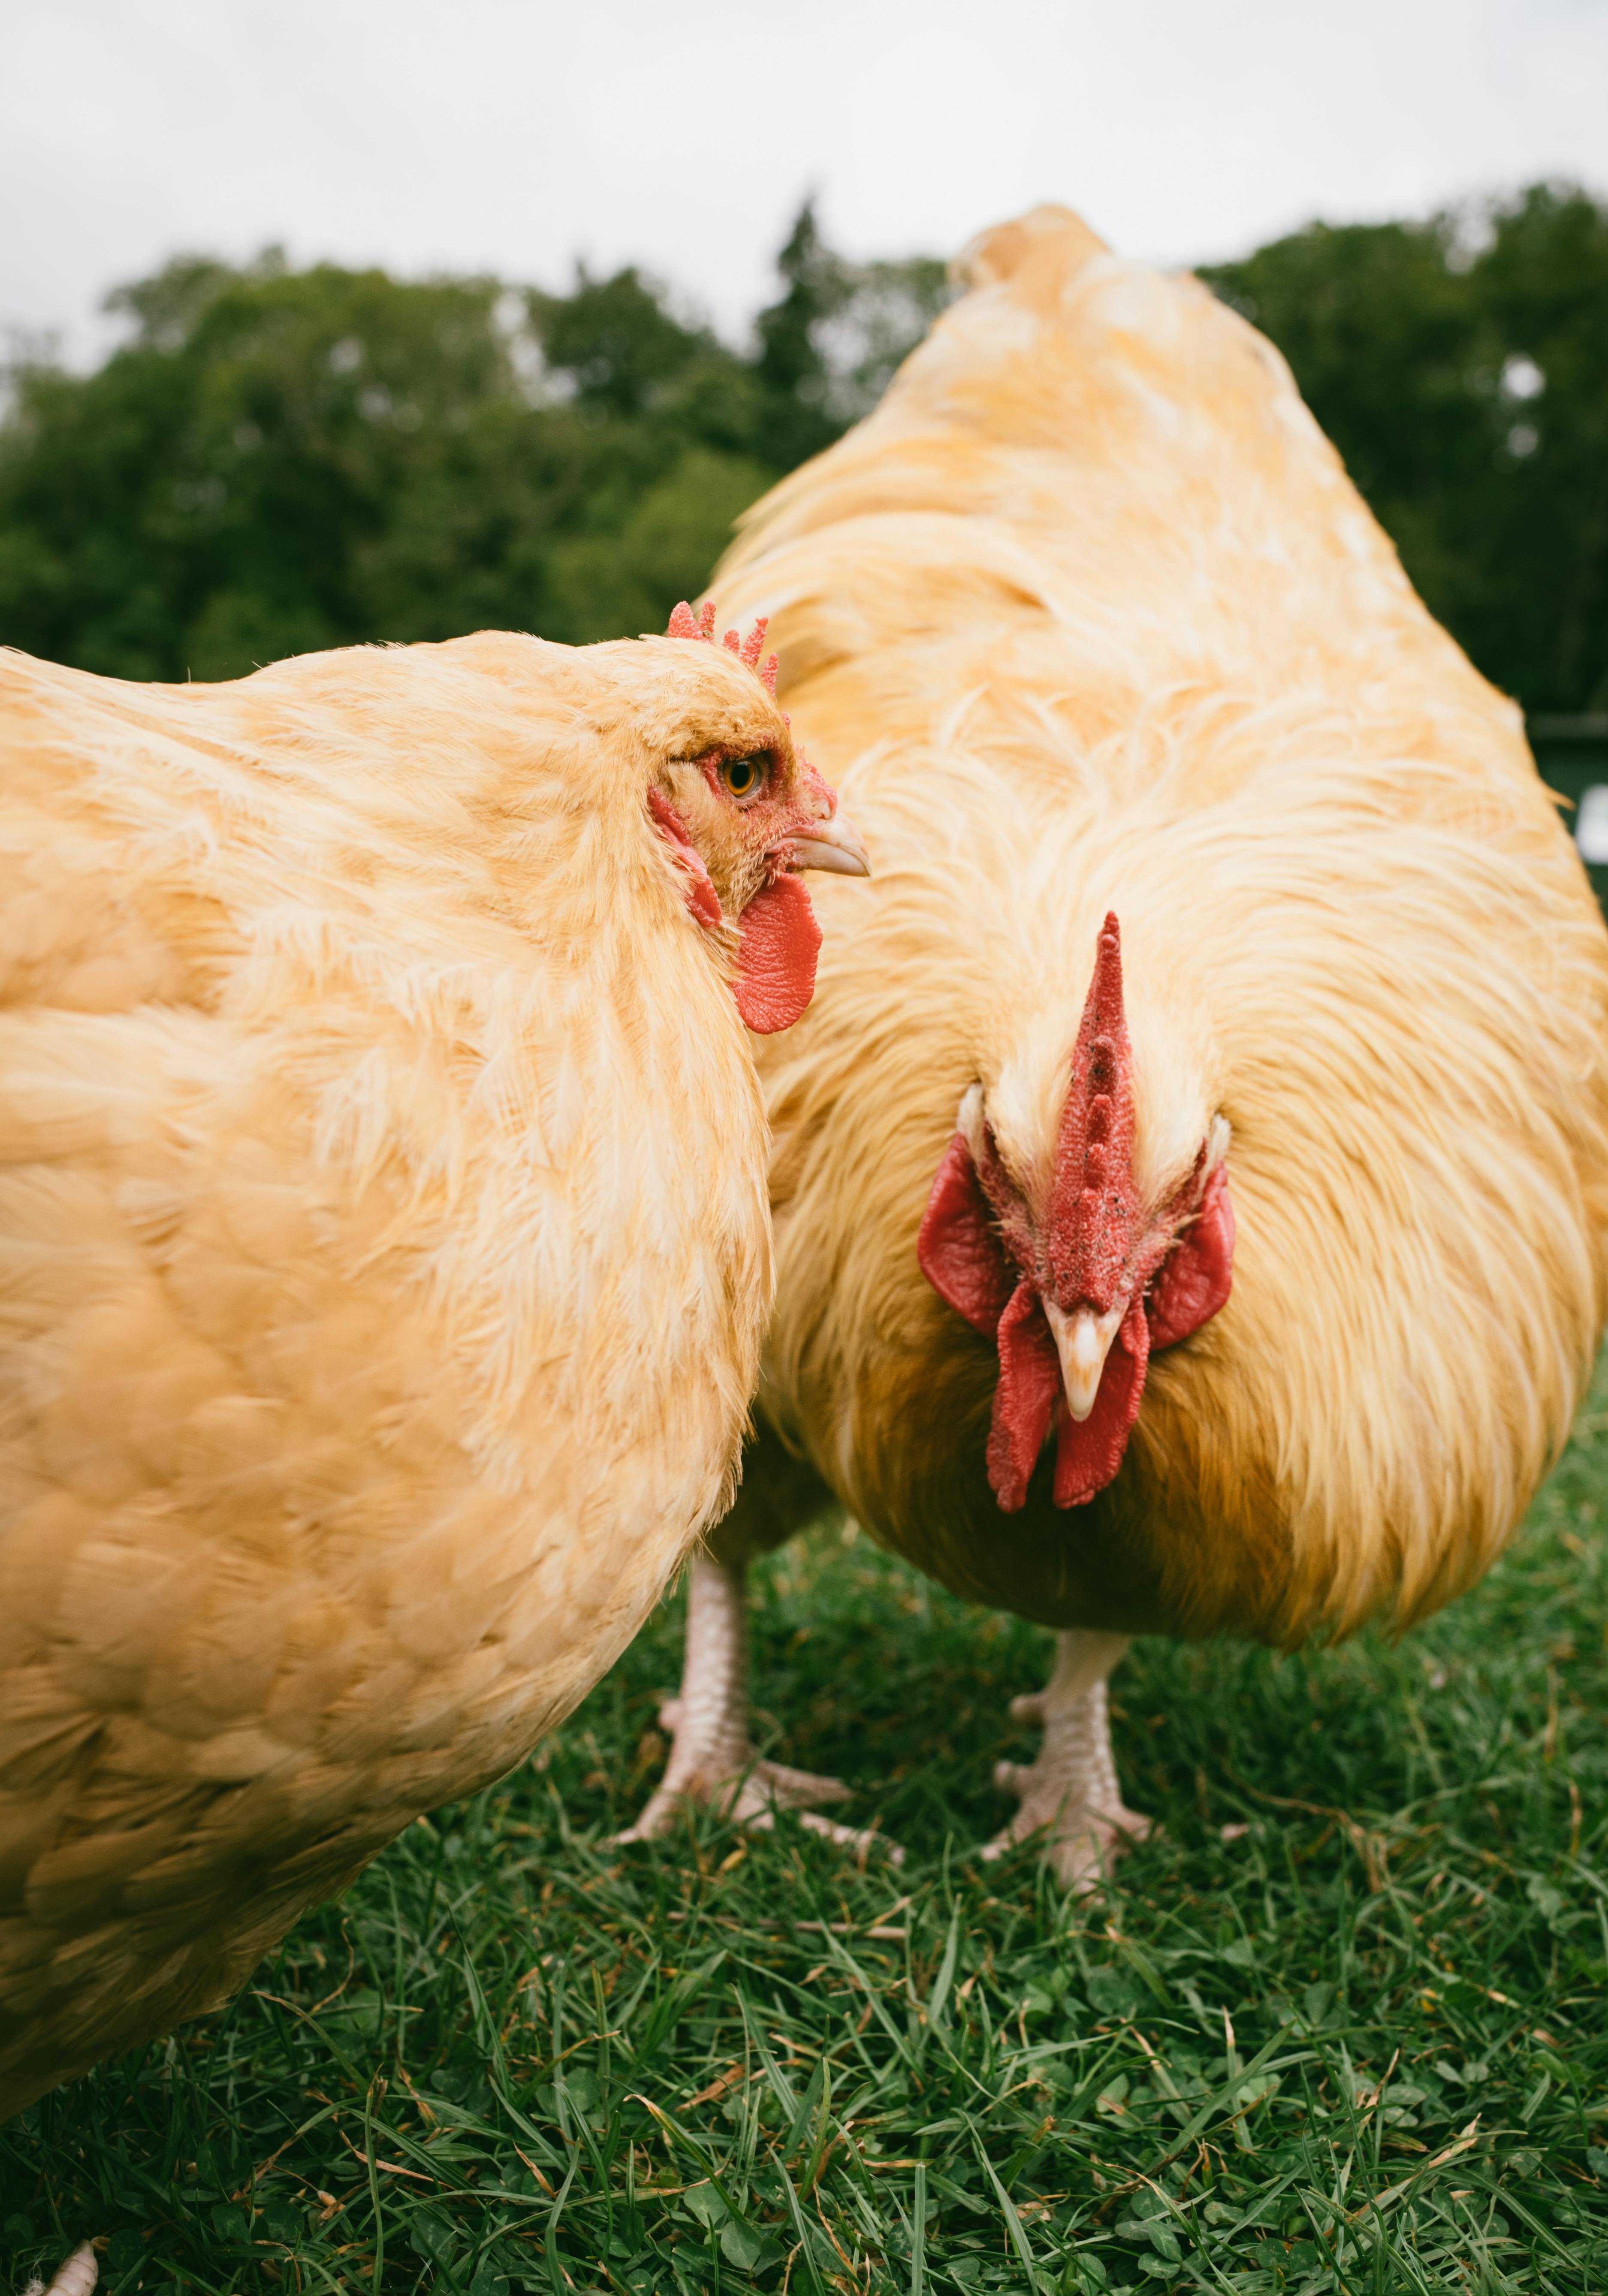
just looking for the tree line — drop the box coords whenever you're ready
[1,186,1603,713]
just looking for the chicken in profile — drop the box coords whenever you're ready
[0,606,867,2119]
[623,207,1608,1885]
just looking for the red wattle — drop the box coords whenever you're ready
[1053,1297,1151,1506]
[917,1133,1014,1337]
[734,872,823,1034]
[986,1280,1061,1512]
[1148,1163,1234,1347]
[914,939,1236,1514]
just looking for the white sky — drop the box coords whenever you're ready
[4,0,1606,365]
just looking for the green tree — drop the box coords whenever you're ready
[753,199,953,465]
[0,252,561,676]
[0,206,951,682]
[18,187,1602,713]
[526,264,712,419]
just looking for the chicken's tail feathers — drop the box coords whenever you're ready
[952,204,1110,293]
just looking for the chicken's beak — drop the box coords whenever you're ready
[1042,1298,1126,1422]
[784,807,872,878]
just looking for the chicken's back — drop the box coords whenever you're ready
[0,637,771,2114]
[724,204,1527,795]
[708,208,1608,1652]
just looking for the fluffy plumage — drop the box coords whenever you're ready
[625,206,1608,1869]
[0,624,848,2115]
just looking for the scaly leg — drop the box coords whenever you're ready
[984,1629,1150,1891]
[617,1548,899,1862]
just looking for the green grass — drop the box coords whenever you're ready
[6,1369,1608,2296]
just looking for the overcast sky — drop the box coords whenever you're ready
[6,0,1606,364]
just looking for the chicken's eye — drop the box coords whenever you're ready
[720,754,767,805]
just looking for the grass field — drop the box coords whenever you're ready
[6,1368,1608,2296]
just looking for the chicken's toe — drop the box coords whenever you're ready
[982,1630,1149,1891]
[1037,1805,1152,1894]
[27,2244,100,2296]
[743,1767,904,1866]
[615,1551,899,1858]
[620,1744,896,1858]
[734,1756,852,1813]
[992,1756,1036,1796]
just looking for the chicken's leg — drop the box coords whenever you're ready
[984,1630,1149,1890]
[617,1548,897,1860]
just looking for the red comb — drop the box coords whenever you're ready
[1044,914,1142,1312]
[666,600,779,696]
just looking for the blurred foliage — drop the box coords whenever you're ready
[754,202,952,465]
[0,208,951,681]
[1202,180,1608,714]
[2,183,1605,710]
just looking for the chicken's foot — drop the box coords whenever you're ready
[617,1549,898,1862]
[984,1629,1149,1890]
[25,2245,99,2296]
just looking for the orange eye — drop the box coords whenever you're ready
[720,754,766,804]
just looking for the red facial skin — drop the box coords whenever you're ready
[649,752,834,1035]
[917,914,1235,1512]
[698,751,836,1035]
[652,604,841,1035]
[646,787,722,929]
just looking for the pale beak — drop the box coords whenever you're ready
[1042,1297,1127,1422]
[783,807,872,879]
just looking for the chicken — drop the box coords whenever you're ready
[0,606,868,2118]
[623,206,1608,1884]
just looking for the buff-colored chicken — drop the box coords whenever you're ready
[0,608,868,2122]
[623,207,1608,1885]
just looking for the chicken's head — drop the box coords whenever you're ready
[917,914,1234,1512]
[649,600,869,1033]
